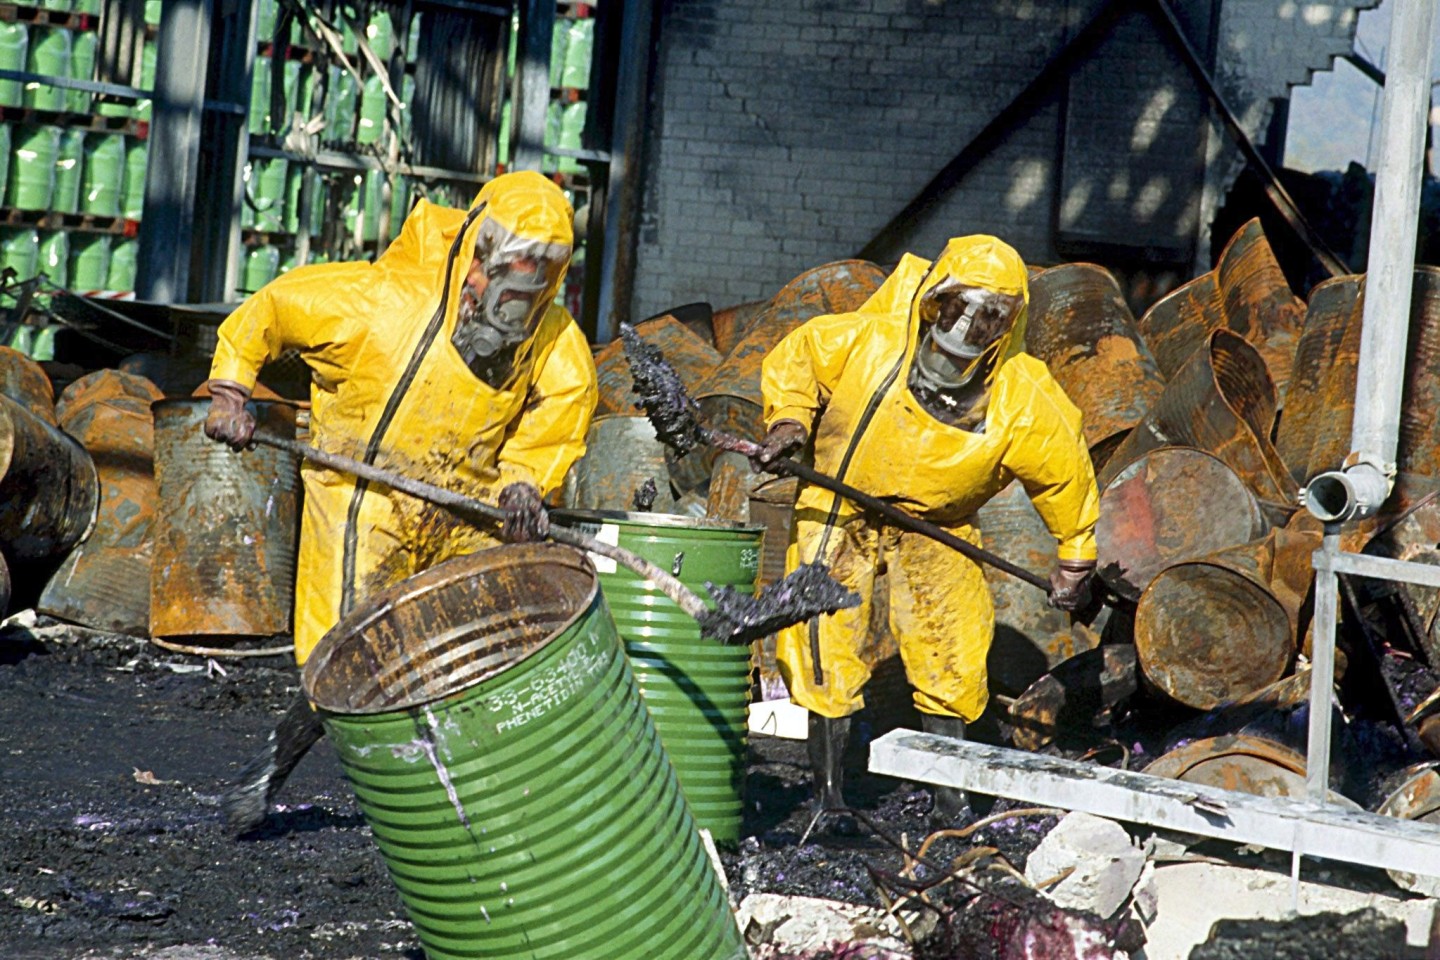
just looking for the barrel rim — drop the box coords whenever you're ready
[301,542,601,716]
[553,507,763,534]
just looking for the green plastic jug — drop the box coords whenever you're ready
[68,232,110,290]
[497,100,511,167]
[365,9,394,60]
[248,55,271,135]
[122,137,146,219]
[0,228,39,284]
[134,40,156,121]
[398,74,414,144]
[0,124,11,200]
[74,0,101,15]
[323,65,358,143]
[278,251,297,275]
[542,99,562,173]
[39,0,71,15]
[7,323,32,355]
[255,0,276,42]
[143,0,161,26]
[52,126,84,214]
[356,74,384,145]
[105,237,137,291]
[0,24,28,108]
[23,27,71,112]
[242,243,280,293]
[390,174,410,237]
[283,164,301,234]
[361,169,385,242]
[7,125,59,211]
[561,17,592,90]
[29,324,56,360]
[406,13,420,60]
[66,29,97,113]
[558,100,585,173]
[37,230,68,286]
[252,156,287,232]
[80,133,122,216]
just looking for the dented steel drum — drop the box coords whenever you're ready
[1136,218,1304,397]
[150,398,300,637]
[1100,329,1295,511]
[1008,644,1138,752]
[672,259,888,491]
[553,509,762,848]
[1025,262,1165,448]
[302,543,745,960]
[592,313,720,418]
[1273,274,1365,487]
[561,415,676,514]
[0,345,56,424]
[979,479,1089,697]
[1142,734,1356,804]
[1135,528,1317,710]
[38,371,164,635]
[711,298,769,357]
[1378,764,1440,896]
[0,393,98,560]
[1097,447,1268,603]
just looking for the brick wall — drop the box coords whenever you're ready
[629,0,1370,321]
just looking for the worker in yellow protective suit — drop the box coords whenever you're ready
[753,235,1098,828]
[203,170,598,832]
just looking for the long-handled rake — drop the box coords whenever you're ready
[250,434,859,646]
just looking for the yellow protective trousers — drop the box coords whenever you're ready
[778,514,992,721]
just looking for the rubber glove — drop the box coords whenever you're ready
[1047,558,1097,612]
[498,482,549,542]
[750,419,807,472]
[203,380,256,451]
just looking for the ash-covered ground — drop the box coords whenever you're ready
[0,620,1063,960]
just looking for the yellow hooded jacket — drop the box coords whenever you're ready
[211,171,598,663]
[760,235,1098,720]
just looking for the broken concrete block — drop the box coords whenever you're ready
[1024,811,1145,920]
[734,892,916,958]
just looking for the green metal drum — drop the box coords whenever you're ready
[555,509,762,847]
[302,543,746,960]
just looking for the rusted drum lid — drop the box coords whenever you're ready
[1143,733,1358,807]
[592,313,720,418]
[1097,447,1267,602]
[0,345,56,424]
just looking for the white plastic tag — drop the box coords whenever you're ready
[588,523,620,574]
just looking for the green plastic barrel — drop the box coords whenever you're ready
[365,9,394,60]
[399,74,415,143]
[406,13,420,60]
[356,74,384,145]
[323,65,357,143]
[301,544,746,960]
[39,0,71,15]
[0,228,39,286]
[248,55,271,135]
[496,101,510,168]
[7,323,32,354]
[105,237,137,291]
[558,101,585,174]
[361,169,384,242]
[242,244,279,293]
[390,174,410,238]
[66,29,97,113]
[282,164,301,234]
[277,251,297,275]
[53,126,84,215]
[254,0,275,42]
[80,133,122,216]
[0,125,11,201]
[122,137,146,219]
[0,24,28,108]
[37,230,67,286]
[555,510,762,847]
[561,17,592,90]
[23,27,70,112]
[74,0,100,15]
[68,233,109,290]
[8,125,59,211]
[542,100,561,173]
[549,22,568,89]
[251,156,287,232]
[134,41,155,121]
[29,324,56,361]
[143,0,161,26]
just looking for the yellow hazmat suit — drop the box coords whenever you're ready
[762,236,1098,722]
[211,171,598,663]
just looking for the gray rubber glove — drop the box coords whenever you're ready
[498,482,549,543]
[203,380,256,451]
[1048,559,1097,612]
[749,419,807,472]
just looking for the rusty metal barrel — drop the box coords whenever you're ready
[672,259,888,492]
[1024,262,1165,450]
[561,415,677,514]
[1100,328,1294,512]
[1378,764,1440,896]
[0,344,56,423]
[711,298,769,356]
[978,479,1090,697]
[553,509,762,848]
[748,475,798,702]
[1134,527,1318,710]
[302,543,746,960]
[1096,446,1268,603]
[1142,733,1356,806]
[0,392,98,560]
[149,398,301,637]
[38,370,164,635]
[592,313,721,419]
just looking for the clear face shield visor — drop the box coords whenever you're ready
[917,279,1023,361]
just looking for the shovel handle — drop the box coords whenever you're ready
[248,434,715,622]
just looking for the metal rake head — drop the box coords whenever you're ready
[697,561,860,645]
[619,322,707,456]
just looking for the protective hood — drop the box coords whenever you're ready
[450,171,575,384]
[908,234,1030,386]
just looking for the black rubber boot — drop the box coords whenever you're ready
[223,694,325,835]
[805,713,857,837]
[921,713,972,829]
